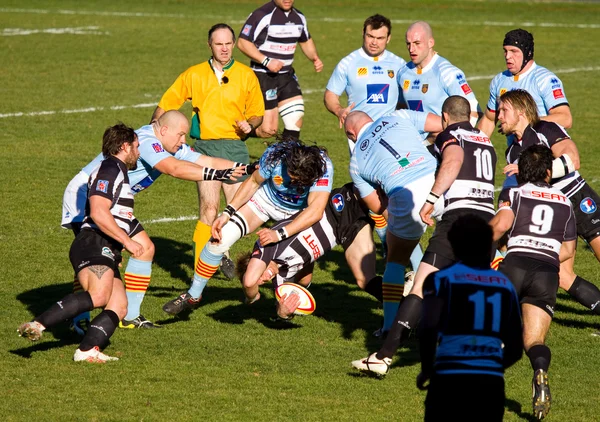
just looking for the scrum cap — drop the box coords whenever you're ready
[503,29,534,72]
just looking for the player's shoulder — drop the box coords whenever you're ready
[251,2,275,17]
[135,125,157,144]
[382,50,406,67]
[435,55,464,76]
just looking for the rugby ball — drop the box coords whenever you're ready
[274,282,316,315]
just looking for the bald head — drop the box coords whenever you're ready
[154,110,190,153]
[158,110,189,129]
[405,21,435,67]
[344,111,373,143]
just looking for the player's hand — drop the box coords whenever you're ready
[235,119,253,135]
[267,59,284,73]
[419,202,435,227]
[313,57,323,73]
[211,214,230,241]
[256,228,279,247]
[337,102,355,129]
[258,264,278,284]
[503,163,519,177]
[244,160,259,176]
[416,371,431,390]
[124,239,144,258]
[277,293,301,319]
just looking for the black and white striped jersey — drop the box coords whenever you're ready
[506,121,584,198]
[239,1,310,74]
[434,122,497,215]
[82,156,136,236]
[501,182,576,269]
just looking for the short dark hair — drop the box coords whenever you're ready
[517,144,553,184]
[208,23,235,43]
[363,14,391,36]
[102,123,136,158]
[448,214,493,265]
[442,95,471,122]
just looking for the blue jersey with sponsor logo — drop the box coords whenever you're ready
[326,48,406,120]
[350,115,436,198]
[82,124,201,194]
[486,62,568,118]
[258,144,334,211]
[397,54,479,135]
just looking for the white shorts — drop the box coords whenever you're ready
[246,185,299,223]
[61,170,89,229]
[387,172,435,240]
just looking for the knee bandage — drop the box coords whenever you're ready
[279,99,304,131]
[206,213,249,255]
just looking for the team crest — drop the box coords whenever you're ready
[359,139,369,151]
[273,175,283,186]
[357,67,368,77]
[96,179,109,193]
[500,88,507,96]
[421,84,429,93]
[580,197,597,214]
[152,143,164,153]
[402,79,410,90]
[331,193,345,212]
[387,70,394,79]
[101,247,115,260]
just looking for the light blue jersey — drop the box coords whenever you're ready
[486,62,568,116]
[397,54,478,132]
[327,48,406,121]
[82,125,201,193]
[258,144,334,211]
[350,115,436,198]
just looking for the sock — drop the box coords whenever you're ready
[491,249,505,270]
[382,262,406,332]
[281,129,300,141]
[79,310,120,351]
[370,212,387,257]
[527,344,551,373]
[189,246,222,299]
[72,276,90,324]
[409,244,423,272]
[123,258,152,320]
[567,276,600,314]
[377,294,422,359]
[36,292,94,329]
[364,276,383,302]
[193,220,212,273]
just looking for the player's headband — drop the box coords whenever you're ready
[503,29,534,72]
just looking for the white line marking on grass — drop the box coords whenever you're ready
[142,215,197,225]
[2,26,108,36]
[2,67,599,119]
[1,8,600,29]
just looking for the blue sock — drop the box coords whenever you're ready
[382,262,406,332]
[189,247,222,299]
[409,244,423,272]
[124,258,152,321]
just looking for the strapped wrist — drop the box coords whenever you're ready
[276,227,288,241]
[261,57,271,67]
[223,204,236,218]
[425,191,440,205]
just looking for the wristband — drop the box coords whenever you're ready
[261,57,271,67]
[425,191,440,205]
[223,204,236,218]
[276,227,288,241]
[276,313,294,321]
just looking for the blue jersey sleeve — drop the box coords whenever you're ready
[174,144,202,163]
[537,71,568,111]
[487,74,502,112]
[326,61,349,96]
[138,138,173,169]
[390,109,428,133]
[308,155,334,193]
[349,154,375,198]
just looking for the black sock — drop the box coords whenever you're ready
[527,344,551,373]
[282,129,300,141]
[79,310,119,351]
[35,292,94,328]
[377,294,422,359]
[364,276,383,302]
[567,276,600,314]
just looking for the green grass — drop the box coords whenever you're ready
[2,1,600,421]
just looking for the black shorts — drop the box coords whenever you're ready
[422,209,494,269]
[255,69,302,110]
[425,374,505,422]
[69,229,123,280]
[497,254,558,317]
[326,183,373,250]
[570,183,600,242]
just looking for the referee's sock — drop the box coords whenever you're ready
[382,262,405,332]
[193,220,212,273]
[123,258,152,321]
[189,247,222,299]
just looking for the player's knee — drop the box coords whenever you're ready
[279,99,304,131]
[207,213,249,255]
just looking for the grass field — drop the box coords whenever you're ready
[2,1,600,421]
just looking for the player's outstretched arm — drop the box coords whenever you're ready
[477,108,497,138]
